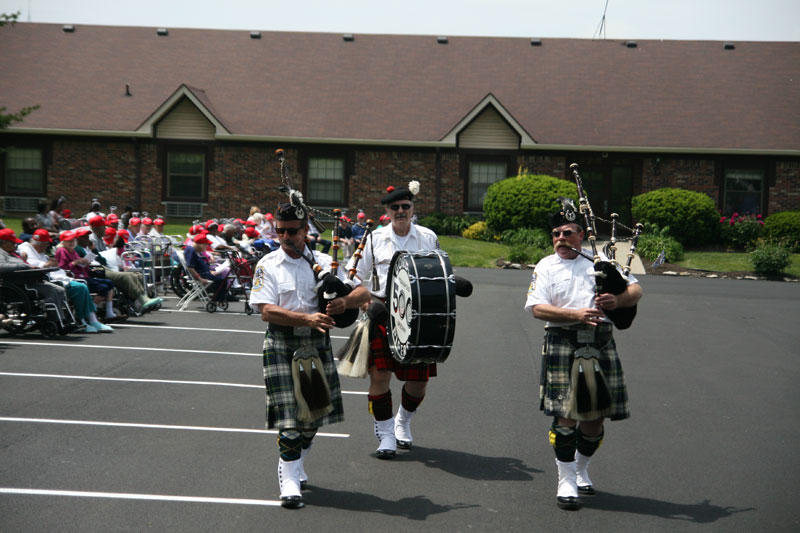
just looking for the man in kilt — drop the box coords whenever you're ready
[250,202,369,508]
[346,181,440,459]
[525,201,642,510]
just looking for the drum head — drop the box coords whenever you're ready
[386,249,456,364]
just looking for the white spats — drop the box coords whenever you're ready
[374,418,397,458]
[394,406,415,449]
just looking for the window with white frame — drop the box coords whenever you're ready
[4,147,44,195]
[308,157,345,204]
[724,168,763,215]
[166,151,206,201]
[468,161,507,210]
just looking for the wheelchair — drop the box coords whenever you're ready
[0,268,81,338]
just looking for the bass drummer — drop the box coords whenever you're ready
[346,180,440,459]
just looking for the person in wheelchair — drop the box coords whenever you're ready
[74,228,162,315]
[184,233,227,303]
[55,230,124,323]
[1,228,111,333]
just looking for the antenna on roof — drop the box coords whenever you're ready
[593,0,609,40]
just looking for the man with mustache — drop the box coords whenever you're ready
[347,181,441,459]
[525,199,642,510]
[249,202,368,508]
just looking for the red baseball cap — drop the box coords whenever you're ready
[103,227,117,245]
[32,228,53,243]
[74,227,91,237]
[142,217,153,225]
[154,218,165,226]
[59,230,76,241]
[129,217,141,226]
[0,228,23,244]
[117,229,130,242]
[194,234,212,245]
[89,215,105,227]
[357,212,366,219]
[62,209,72,217]
[265,213,274,221]
[244,227,258,238]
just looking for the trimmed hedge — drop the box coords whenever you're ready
[763,210,800,252]
[418,214,478,236]
[484,174,577,234]
[631,188,719,246]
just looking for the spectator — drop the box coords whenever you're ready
[19,217,39,243]
[184,233,227,304]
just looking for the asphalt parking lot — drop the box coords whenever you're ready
[1,269,798,532]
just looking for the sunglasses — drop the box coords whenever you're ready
[389,203,412,211]
[275,227,302,235]
[551,230,576,238]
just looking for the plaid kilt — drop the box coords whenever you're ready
[263,328,344,430]
[370,325,437,382]
[541,323,629,421]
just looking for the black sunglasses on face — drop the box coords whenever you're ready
[389,203,412,211]
[552,230,575,238]
[276,227,302,235]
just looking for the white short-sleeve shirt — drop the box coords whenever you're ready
[347,223,439,299]
[524,250,638,327]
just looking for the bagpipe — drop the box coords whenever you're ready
[568,163,643,330]
[275,149,367,328]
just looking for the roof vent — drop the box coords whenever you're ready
[250,31,261,39]
[625,40,637,48]
[530,38,542,46]
[437,36,448,44]
[723,42,735,50]
[62,25,75,33]
[156,28,168,36]
[343,34,354,42]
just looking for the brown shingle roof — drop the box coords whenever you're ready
[1,23,798,152]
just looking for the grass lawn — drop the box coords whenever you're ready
[678,251,800,277]
[439,236,511,268]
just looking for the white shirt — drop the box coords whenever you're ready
[348,223,439,299]
[524,249,638,328]
[17,241,71,282]
[249,246,354,315]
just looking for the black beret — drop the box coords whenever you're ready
[380,186,414,205]
[275,202,308,222]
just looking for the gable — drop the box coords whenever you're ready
[458,106,520,150]
[155,98,215,140]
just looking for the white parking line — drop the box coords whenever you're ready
[113,323,350,340]
[0,417,350,437]
[0,372,369,395]
[0,340,259,357]
[0,488,281,507]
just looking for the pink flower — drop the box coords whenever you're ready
[756,214,763,219]
[729,219,735,226]
[732,212,739,220]
[719,216,727,223]
[759,221,764,225]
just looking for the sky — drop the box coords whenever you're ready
[1,0,798,42]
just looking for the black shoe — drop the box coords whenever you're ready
[578,485,596,496]
[557,496,581,510]
[280,496,304,509]
[300,480,308,490]
[397,439,412,450]
[376,449,396,460]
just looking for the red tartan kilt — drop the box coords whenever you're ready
[370,325,437,381]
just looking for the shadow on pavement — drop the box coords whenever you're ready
[304,486,478,520]
[583,493,755,523]
[394,446,542,481]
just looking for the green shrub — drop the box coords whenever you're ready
[631,188,719,246]
[418,214,478,236]
[719,213,764,250]
[508,244,530,263]
[749,239,791,275]
[484,174,577,234]
[763,211,800,252]
[635,223,685,262]
[462,221,493,241]
[500,227,551,250]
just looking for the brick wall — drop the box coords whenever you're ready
[772,161,800,213]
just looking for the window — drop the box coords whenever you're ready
[166,151,206,201]
[467,161,507,210]
[307,157,345,204]
[4,147,44,195]
[723,168,763,215]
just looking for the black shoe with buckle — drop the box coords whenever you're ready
[578,485,596,496]
[280,495,304,509]
[557,496,581,510]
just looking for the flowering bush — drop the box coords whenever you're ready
[462,221,494,241]
[749,238,791,275]
[719,212,764,250]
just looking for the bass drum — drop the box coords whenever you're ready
[385,249,456,364]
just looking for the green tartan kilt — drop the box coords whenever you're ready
[263,328,344,430]
[541,324,630,421]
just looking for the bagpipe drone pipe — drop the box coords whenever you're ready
[568,163,643,330]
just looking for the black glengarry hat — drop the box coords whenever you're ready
[276,202,308,222]
[549,197,583,229]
